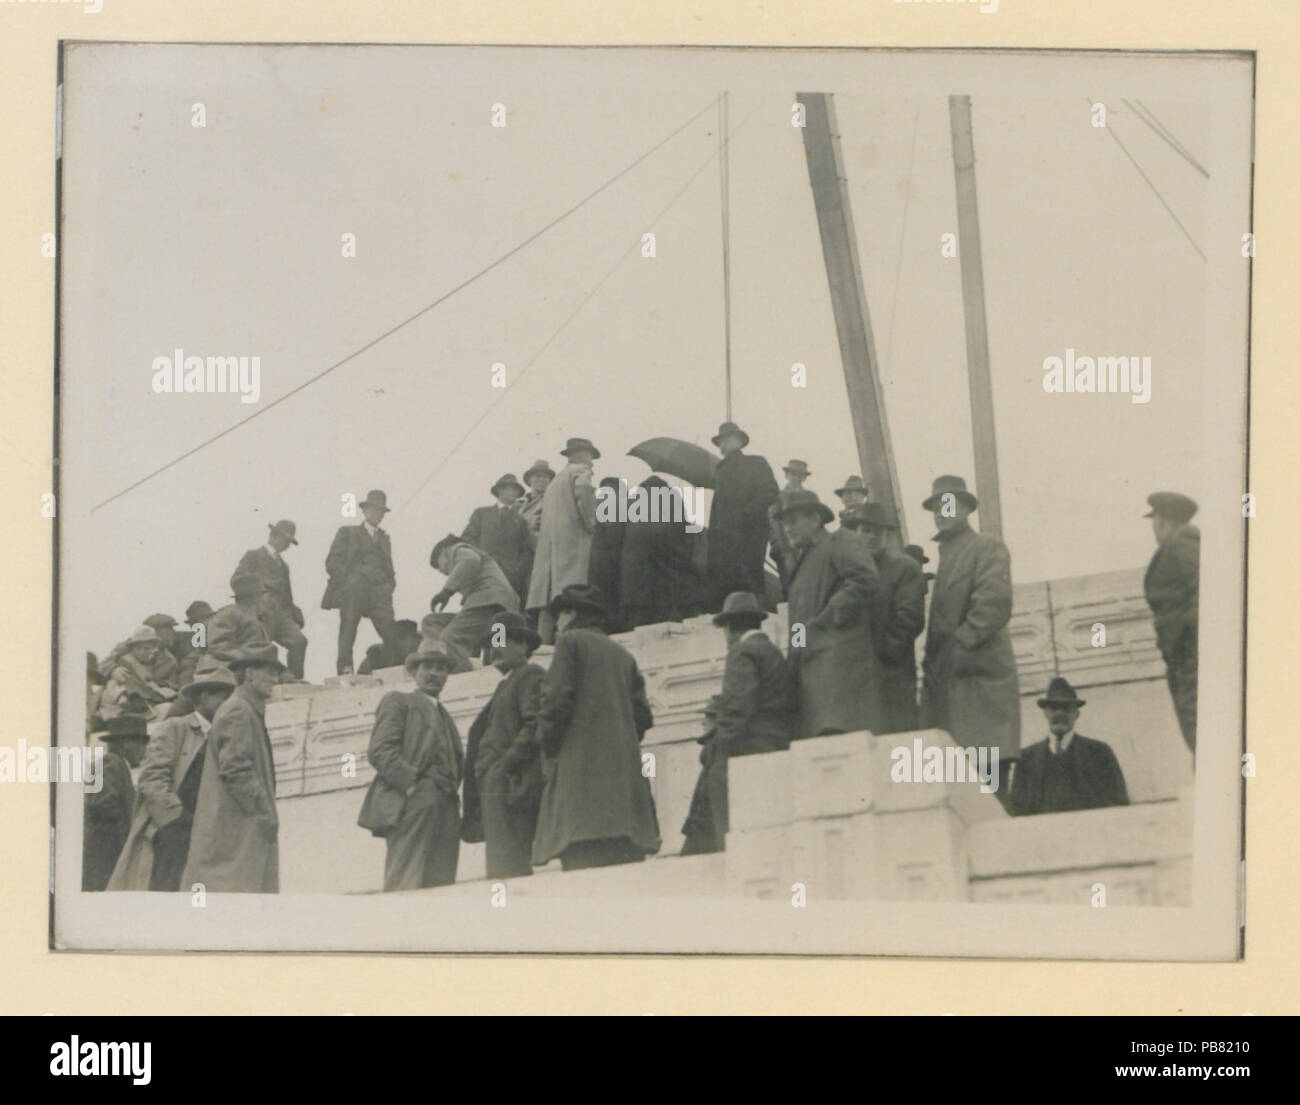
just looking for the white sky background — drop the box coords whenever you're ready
[58,46,1250,681]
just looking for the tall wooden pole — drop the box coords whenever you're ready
[798,92,906,546]
[948,95,1004,538]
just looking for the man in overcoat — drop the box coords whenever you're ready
[462,474,535,605]
[1007,677,1129,815]
[516,459,555,542]
[779,490,882,739]
[681,592,795,854]
[323,489,401,675]
[82,714,148,891]
[1142,491,1199,754]
[430,533,521,662]
[705,421,779,609]
[357,639,464,891]
[526,438,599,643]
[182,644,284,894]
[108,657,237,891]
[461,612,545,878]
[100,626,179,717]
[206,572,273,663]
[843,503,926,733]
[235,519,307,678]
[920,475,1021,788]
[531,583,661,871]
[769,459,811,590]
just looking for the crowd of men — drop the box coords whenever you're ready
[82,419,1201,893]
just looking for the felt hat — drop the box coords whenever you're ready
[834,475,869,499]
[181,657,238,700]
[269,519,299,544]
[549,582,609,618]
[712,591,768,626]
[1037,676,1086,709]
[359,489,390,513]
[1144,491,1198,524]
[185,600,215,623]
[841,502,895,530]
[523,459,556,483]
[228,643,284,672]
[902,544,930,566]
[775,489,834,525]
[560,437,601,460]
[783,459,811,478]
[491,473,526,498]
[143,613,177,630]
[480,611,542,652]
[430,533,463,567]
[127,625,161,647]
[922,474,978,512]
[710,421,750,448]
[404,638,460,674]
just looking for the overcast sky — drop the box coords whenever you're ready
[58,45,1251,681]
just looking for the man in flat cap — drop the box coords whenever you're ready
[1142,491,1200,754]
[706,421,780,610]
[769,459,811,589]
[358,638,464,891]
[681,592,795,854]
[531,583,661,871]
[82,713,148,892]
[842,503,926,733]
[462,474,534,606]
[109,657,237,891]
[429,532,521,663]
[235,520,307,679]
[920,476,1020,794]
[1007,677,1129,816]
[779,490,883,739]
[323,489,401,675]
[206,572,273,664]
[461,612,546,879]
[100,626,179,717]
[526,439,599,644]
[183,644,285,894]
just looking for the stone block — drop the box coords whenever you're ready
[728,749,793,831]
[726,824,791,900]
[789,731,875,820]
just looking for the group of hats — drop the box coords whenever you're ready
[489,449,587,499]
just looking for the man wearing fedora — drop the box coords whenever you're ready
[517,458,556,541]
[235,519,307,679]
[526,438,600,644]
[843,503,926,733]
[462,473,535,605]
[323,489,401,676]
[183,644,285,894]
[769,459,811,589]
[681,592,795,854]
[83,713,148,892]
[173,600,215,688]
[100,626,179,718]
[1142,491,1200,754]
[429,532,521,662]
[706,421,780,610]
[1007,677,1129,816]
[358,638,465,891]
[920,475,1021,791]
[779,490,883,739]
[834,475,869,511]
[109,657,237,892]
[461,612,546,878]
[531,583,661,871]
[903,545,935,597]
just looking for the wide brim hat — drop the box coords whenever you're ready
[560,437,601,460]
[143,613,177,630]
[775,489,834,526]
[430,533,462,566]
[1143,491,1198,524]
[711,421,751,448]
[185,600,215,623]
[902,544,931,565]
[922,474,979,512]
[523,459,556,482]
[1037,676,1086,709]
[228,643,285,672]
[834,475,868,498]
[549,582,609,618]
[128,625,162,647]
[181,657,238,700]
[480,611,542,652]
[359,489,391,513]
[783,459,811,477]
[404,638,460,673]
[269,519,299,544]
[490,473,526,498]
[712,590,768,626]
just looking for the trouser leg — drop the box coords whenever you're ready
[481,782,535,879]
[444,605,505,662]
[366,588,400,666]
[337,593,364,674]
[384,793,459,891]
[149,824,192,891]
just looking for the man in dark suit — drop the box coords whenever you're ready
[1007,677,1129,816]
[461,612,546,878]
[235,519,307,678]
[681,591,795,854]
[357,638,464,890]
[1142,491,1199,754]
[83,714,148,891]
[462,474,534,606]
[323,490,400,675]
[705,421,780,610]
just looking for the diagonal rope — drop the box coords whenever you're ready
[397,98,766,514]
[1127,99,1210,179]
[89,95,724,514]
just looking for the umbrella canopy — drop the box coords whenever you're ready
[628,437,719,489]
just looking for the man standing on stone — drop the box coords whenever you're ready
[183,644,284,894]
[462,474,535,605]
[461,612,545,879]
[206,572,273,664]
[358,639,464,891]
[779,490,882,739]
[517,459,555,543]
[1007,677,1129,816]
[83,714,148,892]
[769,459,811,589]
[1142,491,1199,754]
[109,657,237,891]
[531,584,660,872]
[323,489,400,675]
[235,519,307,678]
[526,438,599,644]
[843,503,926,733]
[681,592,795,854]
[706,421,779,609]
[920,475,1021,788]
[429,532,521,662]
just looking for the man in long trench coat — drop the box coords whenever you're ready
[706,421,780,610]
[920,475,1021,786]
[779,490,883,739]
[182,644,284,894]
[1142,491,1199,754]
[526,438,599,644]
[531,583,661,871]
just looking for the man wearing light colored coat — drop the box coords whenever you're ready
[526,438,599,643]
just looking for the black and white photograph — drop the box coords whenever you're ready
[51,42,1250,957]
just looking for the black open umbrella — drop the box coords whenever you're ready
[628,437,719,489]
